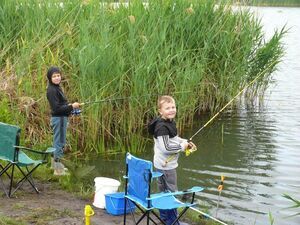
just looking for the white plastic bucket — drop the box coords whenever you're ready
[93,177,121,209]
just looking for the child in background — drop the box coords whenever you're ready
[148,95,196,225]
[46,66,80,175]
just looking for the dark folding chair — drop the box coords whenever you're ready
[0,122,55,197]
[123,153,204,225]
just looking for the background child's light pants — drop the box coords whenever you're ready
[51,116,68,161]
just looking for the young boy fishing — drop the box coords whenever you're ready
[46,66,80,175]
[148,95,196,225]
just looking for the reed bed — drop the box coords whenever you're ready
[0,0,285,154]
[240,0,300,7]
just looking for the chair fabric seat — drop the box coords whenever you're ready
[17,151,43,167]
[152,195,196,210]
[126,194,154,210]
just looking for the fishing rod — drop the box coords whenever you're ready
[80,91,192,106]
[163,60,277,165]
[190,207,228,225]
[71,91,192,115]
[189,62,276,141]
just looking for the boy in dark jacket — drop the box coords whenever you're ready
[148,95,196,225]
[46,66,80,175]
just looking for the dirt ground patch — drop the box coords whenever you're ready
[0,181,136,225]
[0,180,198,225]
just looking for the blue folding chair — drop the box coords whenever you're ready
[123,153,204,225]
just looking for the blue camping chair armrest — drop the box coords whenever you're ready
[147,186,204,200]
[152,171,163,178]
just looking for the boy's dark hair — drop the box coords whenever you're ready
[47,66,61,83]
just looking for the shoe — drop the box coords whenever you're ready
[53,162,68,176]
[59,162,69,171]
[54,168,67,176]
[63,165,68,172]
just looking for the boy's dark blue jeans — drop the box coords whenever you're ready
[159,209,180,225]
[156,168,180,225]
[50,116,68,161]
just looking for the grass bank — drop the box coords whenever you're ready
[0,0,285,155]
[238,0,300,7]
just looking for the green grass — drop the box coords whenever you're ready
[0,216,27,225]
[237,0,300,7]
[283,193,300,217]
[0,0,286,155]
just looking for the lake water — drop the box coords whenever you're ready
[92,6,300,225]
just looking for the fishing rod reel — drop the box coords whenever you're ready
[71,108,82,116]
[185,144,197,156]
[185,138,197,156]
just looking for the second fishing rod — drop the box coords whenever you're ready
[163,61,277,166]
[71,91,192,115]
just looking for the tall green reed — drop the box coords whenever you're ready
[0,0,285,154]
[240,0,300,7]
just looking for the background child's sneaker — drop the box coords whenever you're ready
[53,162,68,176]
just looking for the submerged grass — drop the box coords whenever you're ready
[0,0,285,155]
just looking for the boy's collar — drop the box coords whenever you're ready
[159,117,173,122]
[49,82,60,87]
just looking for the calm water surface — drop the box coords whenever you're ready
[92,7,300,225]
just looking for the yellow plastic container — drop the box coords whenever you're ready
[85,205,94,225]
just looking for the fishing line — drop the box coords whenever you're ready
[163,60,277,165]
[189,60,277,141]
[216,175,225,217]
[80,90,192,106]
[72,91,192,116]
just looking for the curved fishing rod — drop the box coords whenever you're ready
[80,90,192,106]
[163,60,277,166]
[190,207,228,225]
[188,61,277,141]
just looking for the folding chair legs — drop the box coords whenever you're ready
[8,163,15,197]
[1,164,40,197]
[17,165,39,193]
[9,164,40,197]
[0,164,11,179]
[124,199,166,225]
[0,163,12,179]
[150,210,164,224]
[146,211,150,225]
[169,207,189,225]
[0,177,8,197]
